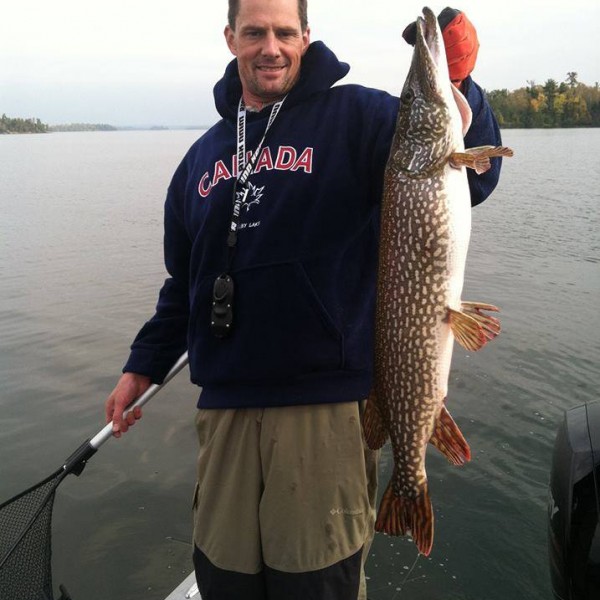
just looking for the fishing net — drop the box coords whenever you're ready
[0,354,187,600]
[0,470,70,600]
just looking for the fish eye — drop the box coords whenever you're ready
[401,89,414,103]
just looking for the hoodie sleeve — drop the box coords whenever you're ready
[462,76,504,206]
[122,161,191,383]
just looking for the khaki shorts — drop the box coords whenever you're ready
[192,401,379,579]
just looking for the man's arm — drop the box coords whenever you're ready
[462,76,504,206]
[403,7,504,206]
[105,161,192,436]
[441,8,503,206]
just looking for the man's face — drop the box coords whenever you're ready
[225,0,310,108]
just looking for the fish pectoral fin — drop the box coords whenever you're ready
[449,302,500,350]
[448,307,487,351]
[430,404,471,465]
[466,145,514,158]
[375,482,434,556]
[461,301,501,342]
[362,392,388,450]
[449,146,514,175]
[448,151,488,173]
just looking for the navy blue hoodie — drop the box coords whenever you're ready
[123,42,503,409]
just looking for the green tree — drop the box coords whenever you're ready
[543,79,558,126]
[565,72,579,88]
[486,75,599,128]
[0,114,48,134]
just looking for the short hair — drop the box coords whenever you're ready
[227,0,308,32]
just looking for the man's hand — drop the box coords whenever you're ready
[105,372,152,437]
[402,7,480,89]
[438,8,479,88]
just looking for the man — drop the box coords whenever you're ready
[105,1,503,598]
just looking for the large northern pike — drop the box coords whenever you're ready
[363,7,512,556]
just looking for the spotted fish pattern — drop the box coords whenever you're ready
[363,7,510,556]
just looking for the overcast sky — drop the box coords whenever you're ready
[1,0,598,127]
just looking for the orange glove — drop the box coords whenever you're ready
[438,8,479,87]
[402,7,480,88]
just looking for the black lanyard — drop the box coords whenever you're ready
[227,96,286,252]
[211,96,286,338]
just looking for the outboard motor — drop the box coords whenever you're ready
[548,402,600,599]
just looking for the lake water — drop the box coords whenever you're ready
[0,128,599,600]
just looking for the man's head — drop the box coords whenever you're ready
[225,0,311,109]
[228,0,308,33]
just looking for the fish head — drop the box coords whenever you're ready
[389,7,468,177]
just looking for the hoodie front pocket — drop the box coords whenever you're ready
[189,262,344,385]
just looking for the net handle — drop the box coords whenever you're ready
[89,352,189,450]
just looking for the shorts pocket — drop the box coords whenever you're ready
[192,482,200,510]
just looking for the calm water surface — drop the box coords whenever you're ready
[1,129,599,600]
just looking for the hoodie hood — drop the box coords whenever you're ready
[213,41,350,121]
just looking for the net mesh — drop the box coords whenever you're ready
[0,470,63,600]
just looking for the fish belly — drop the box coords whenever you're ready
[374,164,470,497]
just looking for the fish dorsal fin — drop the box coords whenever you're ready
[451,84,472,135]
[362,392,388,450]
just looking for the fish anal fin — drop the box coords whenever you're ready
[362,392,388,450]
[449,146,514,175]
[430,404,471,465]
[375,481,434,556]
[461,301,501,342]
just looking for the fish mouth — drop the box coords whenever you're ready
[413,7,445,101]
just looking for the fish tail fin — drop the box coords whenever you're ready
[449,146,514,174]
[362,391,388,450]
[375,481,434,556]
[448,302,500,351]
[430,403,471,465]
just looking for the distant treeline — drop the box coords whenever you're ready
[48,123,117,132]
[486,73,600,128]
[4,74,599,132]
[1,114,48,134]
[0,116,119,134]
